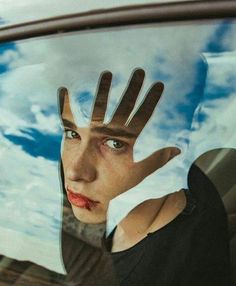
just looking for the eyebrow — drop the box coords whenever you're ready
[61,118,77,129]
[61,118,137,138]
[91,126,137,139]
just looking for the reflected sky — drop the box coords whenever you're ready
[0,19,236,270]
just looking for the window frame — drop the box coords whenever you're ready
[0,0,236,44]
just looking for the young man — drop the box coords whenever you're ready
[58,69,230,285]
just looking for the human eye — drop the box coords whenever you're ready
[104,139,127,152]
[64,129,80,140]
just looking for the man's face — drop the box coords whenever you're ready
[61,96,174,224]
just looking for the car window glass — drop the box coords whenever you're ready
[0,19,235,285]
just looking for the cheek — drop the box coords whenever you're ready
[103,153,134,176]
[61,148,75,177]
[61,142,77,162]
[61,150,70,168]
[99,158,140,196]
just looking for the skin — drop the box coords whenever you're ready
[59,69,184,245]
[112,190,186,251]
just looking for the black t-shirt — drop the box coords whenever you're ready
[103,165,231,286]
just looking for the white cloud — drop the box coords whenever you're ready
[0,134,62,228]
[0,49,18,64]
[186,51,236,162]
[0,133,64,271]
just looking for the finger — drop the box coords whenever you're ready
[57,87,76,124]
[91,71,112,123]
[109,69,145,126]
[127,81,164,134]
[135,147,181,178]
[58,87,68,115]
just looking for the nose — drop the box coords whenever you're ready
[64,145,97,183]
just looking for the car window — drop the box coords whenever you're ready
[0,13,235,286]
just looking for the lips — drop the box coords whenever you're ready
[67,188,99,210]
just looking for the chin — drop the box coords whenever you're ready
[71,205,106,224]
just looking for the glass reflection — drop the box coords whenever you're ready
[0,19,235,285]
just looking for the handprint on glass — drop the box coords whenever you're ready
[58,69,180,224]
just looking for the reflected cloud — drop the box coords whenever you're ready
[4,128,61,161]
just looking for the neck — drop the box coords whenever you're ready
[111,196,167,251]
[111,190,186,252]
[119,197,167,235]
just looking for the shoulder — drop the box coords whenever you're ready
[188,164,228,223]
[179,165,231,285]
